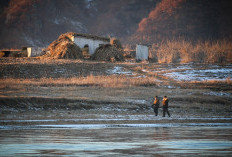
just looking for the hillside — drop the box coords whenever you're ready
[0,0,232,49]
[131,0,232,44]
[0,0,157,49]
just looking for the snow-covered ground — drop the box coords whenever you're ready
[161,64,232,81]
[165,68,232,81]
[106,64,232,83]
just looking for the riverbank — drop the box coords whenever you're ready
[0,58,231,125]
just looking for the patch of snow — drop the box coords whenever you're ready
[127,99,147,104]
[155,79,163,82]
[107,66,134,75]
[166,85,176,89]
[175,65,193,70]
[141,69,149,72]
[203,91,231,97]
[131,75,147,78]
[152,65,193,73]
[54,69,66,74]
[164,68,232,81]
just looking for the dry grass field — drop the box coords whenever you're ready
[0,58,231,123]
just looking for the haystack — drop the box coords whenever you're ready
[110,38,123,50]
[41,32,83,59]
[91,44,124,62]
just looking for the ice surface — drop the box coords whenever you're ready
[33,123,232,129]
[1,117,231,123]
[1,123,231,130]
[1,123,231,156]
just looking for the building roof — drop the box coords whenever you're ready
[73,33,110,42]
[136,44,150,47]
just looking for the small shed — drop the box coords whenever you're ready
[71,33,110,55]
[136,44,149,61]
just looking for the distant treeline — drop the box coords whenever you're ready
[150,40,232,64]
[132,0,232,44]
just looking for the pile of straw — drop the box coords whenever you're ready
[42,32,83,59]
[91,44,124,62]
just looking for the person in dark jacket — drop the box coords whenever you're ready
[162,96,170,117]
[152,96,160,116]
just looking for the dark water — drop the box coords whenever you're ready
[0,123,232,156]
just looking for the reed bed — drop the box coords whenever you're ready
[150,40,232,63]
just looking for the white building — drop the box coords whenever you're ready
[71,34,110,55]
[27,47,46,57]
[136,44,149,61]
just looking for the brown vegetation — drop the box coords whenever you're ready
[0,58,231,119]
[0,51,5,57]
[0,50,27,58]
[150,40,232,63]
[0,75,157,88]
[133,0,232,44]
[41,32,83,59]
[39,32,125,61]
[184,79,232,91]
[110,38,123,50]
[91,44,124,62]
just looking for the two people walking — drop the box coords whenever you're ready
[151,96,170,117]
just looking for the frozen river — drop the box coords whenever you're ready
[1,123,232,156]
